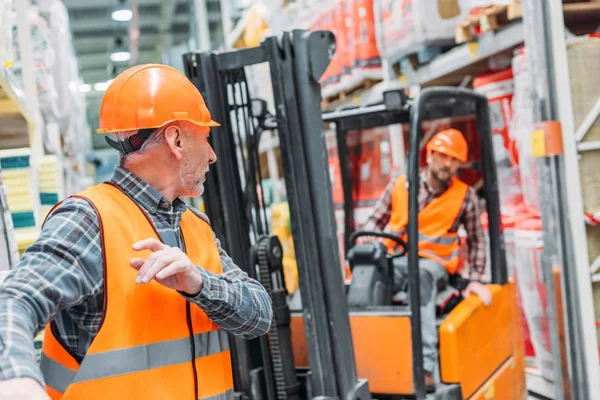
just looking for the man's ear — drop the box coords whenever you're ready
[163,125,183,160]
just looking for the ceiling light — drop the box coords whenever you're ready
[110,51,132,63]
[79,84,91,93]
[111,9,132,22]
[94,82,110,92]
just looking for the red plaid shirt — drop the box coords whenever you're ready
[361,170,486,281]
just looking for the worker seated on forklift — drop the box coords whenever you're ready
[358,128,492,387]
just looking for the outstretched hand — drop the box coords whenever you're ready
[130,238,203,296]
[463,281,492,307]
[0,378,50,400]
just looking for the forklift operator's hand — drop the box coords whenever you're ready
[356,236,378,245]
[463,281,492,307]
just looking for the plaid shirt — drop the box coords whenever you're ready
[0,166,272,387]
[362,170,486,281]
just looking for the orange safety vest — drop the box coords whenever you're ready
[40,183,233,400]
[385,175,468,274]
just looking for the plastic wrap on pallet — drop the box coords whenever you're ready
[374,0,469,64]
[473,67,523,214]
[8,5,59,124]
[0,0,14,66]
[514,215,554,381]
[511,47,540,215]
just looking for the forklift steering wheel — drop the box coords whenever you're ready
[349,231,408,258]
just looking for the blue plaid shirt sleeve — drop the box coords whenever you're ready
[0,198,103,386]
[185,210,273,339]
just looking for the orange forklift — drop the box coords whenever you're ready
[183,29,526,400]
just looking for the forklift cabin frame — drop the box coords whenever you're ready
[183,28,508,400]
[323,88,509,398]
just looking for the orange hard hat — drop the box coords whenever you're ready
[426,129,468,163]
[97,64,219,134]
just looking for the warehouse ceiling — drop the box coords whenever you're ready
[62,0,230,87]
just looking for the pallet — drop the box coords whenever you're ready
[321,78,380,109]
[455,1,523,44]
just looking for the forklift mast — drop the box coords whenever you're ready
[183,30,370,400]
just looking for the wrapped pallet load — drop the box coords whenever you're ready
[374,0,469,64]
[566,34,600,344]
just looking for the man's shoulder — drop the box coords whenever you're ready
[47,195,99,219]
[186,206,211,224]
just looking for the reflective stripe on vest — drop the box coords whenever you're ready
[387,231,458,247]
[42,329,229,393]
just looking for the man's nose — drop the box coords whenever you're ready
[208,144,217,164]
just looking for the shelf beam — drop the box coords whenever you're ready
[400,22,524,87]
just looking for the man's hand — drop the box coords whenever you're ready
[463,281,492,307]
[130,238,203,296]
[0,378,50,400]
[356,236,378,245]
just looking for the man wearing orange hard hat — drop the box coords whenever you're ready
[360,128,490,390]
[0,64,272,400]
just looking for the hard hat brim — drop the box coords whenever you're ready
[96,118,221,134]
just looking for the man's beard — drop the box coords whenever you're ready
[180,160,205,197]
[433,168,452,184]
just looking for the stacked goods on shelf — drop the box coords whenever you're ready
[473,60,543,363]
[511,47,540,215]
[8,6,59,125]
[0,166,20,271]
[38,155,60,221]
[0,0,14,66]
[307,1,342,90]
[374,0,470,66]
[565,34,600,343]
[43,0,90,160]
[473,64,522,212]
[514,215,555,380]
[303,0,382,99]
[0,148,38,255]
[270,202,299,295]
[350,0,382,80]
[455,0,522,43]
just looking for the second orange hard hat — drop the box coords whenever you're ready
[97,64,220,134]
[426,129,468,163]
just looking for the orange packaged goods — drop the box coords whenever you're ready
[374,0,469,63]
[322,5,344,88]
[351,0,381,77]
[326,130,344,206]
[335,0,352,81]
[342,0,355,80]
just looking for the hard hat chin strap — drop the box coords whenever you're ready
[105,128,156,154]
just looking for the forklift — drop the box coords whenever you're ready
[183,29,526,400]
